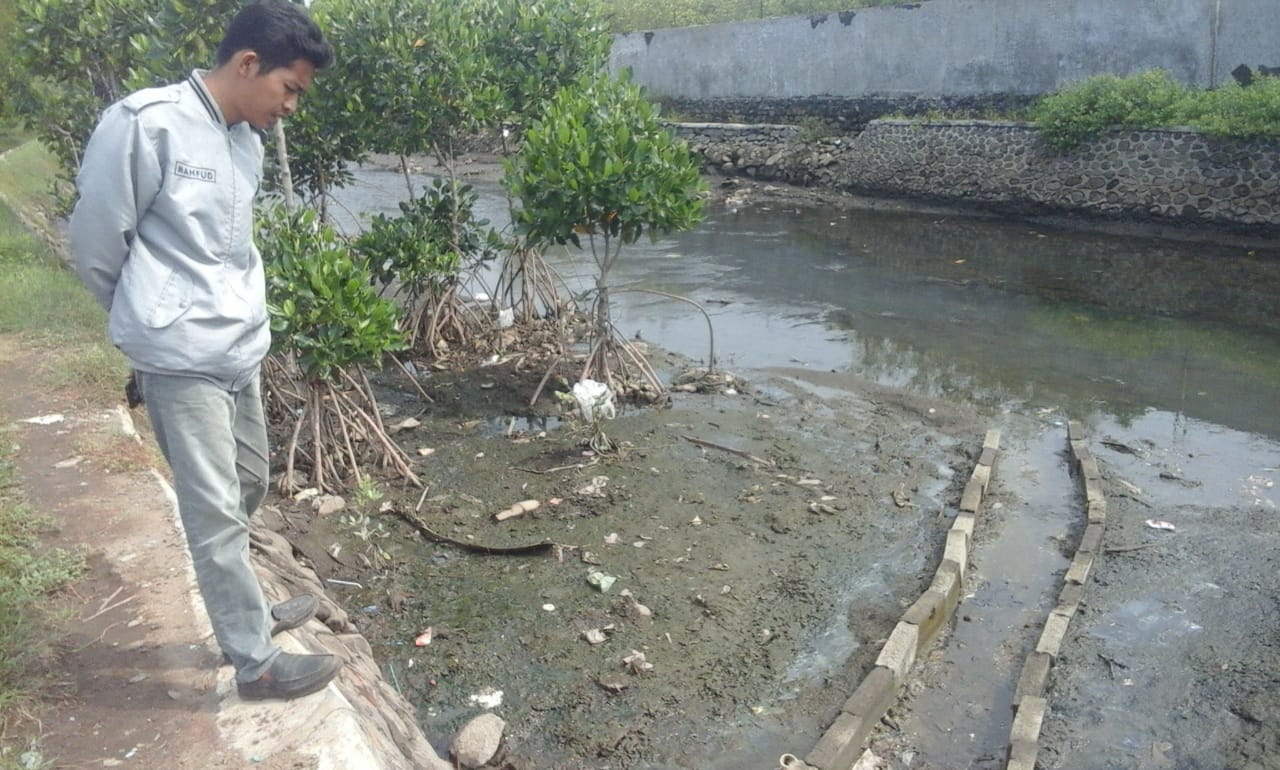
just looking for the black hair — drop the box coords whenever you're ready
[215,0,333,73]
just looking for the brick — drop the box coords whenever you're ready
[1078,523,1105,554]
[983,429,1001,450]
[875,622,919,685]
[841,666,896,722]
[943,529,968,577]
[931,560,962,618]
[902,590,948,654]
[1087,499,1107,523]
[1065,550,1095,585]
[1035,610,1073,657]
[971,463,992,493]
[1056,582,1084,617]
[1010,696,1047,743]
[950,512,976,540]
[805,712,865,770]
[978,446,998,467]
[1067,420,1085,441]
[959,478,983,513]
[1013,652,1052,706]
[1007,739,1040,770]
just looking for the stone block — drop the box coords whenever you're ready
[1035,610,1073,657]
[1078,523,1105,554]
[1085,477,1106,505]
[841,666,897,722]
[950,512,976,540]
[875,622,919,685]
[1087,499,1107,523]
[1065,550,1095,585]
[1013,652,1052,706]
[902,591,949,654]
[931,560,963,618]
[972,463,992,493]
[805,712,865,770]
[959,478,983,513]
[1079,454,1101,482]
[1010,696,1047,744]
[978,446,998,467]
[943,529,968,577]
[1067,420,1085,441]
[1006,739,1040,770]
[1056,582,1084,617]
[983,429,1001,450]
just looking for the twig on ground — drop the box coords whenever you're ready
[680,434,775,467]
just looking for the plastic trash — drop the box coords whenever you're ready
[571,379,616,423]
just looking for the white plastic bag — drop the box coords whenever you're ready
[571,379,616,423]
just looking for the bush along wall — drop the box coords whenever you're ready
[675,120,1280,230]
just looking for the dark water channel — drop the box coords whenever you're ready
[332,165,1280,767]
[334,165,1280,445]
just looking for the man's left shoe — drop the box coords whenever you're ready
[270,594,319,635]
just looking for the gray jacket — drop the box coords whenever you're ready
[70,70,268,391]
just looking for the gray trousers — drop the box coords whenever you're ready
[138,371,280,681]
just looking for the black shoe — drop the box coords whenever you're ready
[237,652,341,701]
[221,595,320,665]
[270,594,318,635]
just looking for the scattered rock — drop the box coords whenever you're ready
[451,713,506,769]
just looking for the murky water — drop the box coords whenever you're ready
[333,164,1280,444]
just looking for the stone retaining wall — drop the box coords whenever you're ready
[675,120,1280,229]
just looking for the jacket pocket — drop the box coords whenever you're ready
[144,269,193,328]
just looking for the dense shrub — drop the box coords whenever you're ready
[1032,69,1280,150]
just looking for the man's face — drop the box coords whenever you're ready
[239,57,316,130]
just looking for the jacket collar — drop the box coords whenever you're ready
[188,69,229,128]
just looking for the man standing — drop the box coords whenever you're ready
[70,1,339,701]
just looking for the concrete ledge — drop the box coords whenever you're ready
[1087,499,1107,523]
[875,622,919,685]
[1013,652,1052,706]
[1056,582,1085,618]
[1035,609,1073,658]
[1064,549,1095,585]
[805,712,865,770]
[959,477,984,513]
[943,529,968,580]
[1007,738,1040,770]
[903,590,949,655]
[972,463,992,494]
[1010,696,1047,744]
[932,559,963,618]
[951,512,976,540]
[983,429,1002,450]
[840,666,897,722]
[1078,522,1105,554]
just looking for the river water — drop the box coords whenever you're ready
[333,165,1280,445]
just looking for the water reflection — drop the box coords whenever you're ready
[330,164,1280,441]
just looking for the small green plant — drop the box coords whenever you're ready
[352,475,385,509]
[794,115,836,143]
[354,179,506,353]
[258,205,419,493]
[504,70,705,401]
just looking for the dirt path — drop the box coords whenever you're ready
[0,337,313,770]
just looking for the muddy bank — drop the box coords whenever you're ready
[269,350,991,767]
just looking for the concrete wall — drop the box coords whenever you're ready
[611,0,1278,109]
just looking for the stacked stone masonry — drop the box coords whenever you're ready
[674,120,1280,229]
[796,430,1000,770]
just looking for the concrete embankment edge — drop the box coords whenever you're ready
[785,429,1001,770]
[122,405,450,770]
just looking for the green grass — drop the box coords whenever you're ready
[0,428,85,764]
[0,141,127,393]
